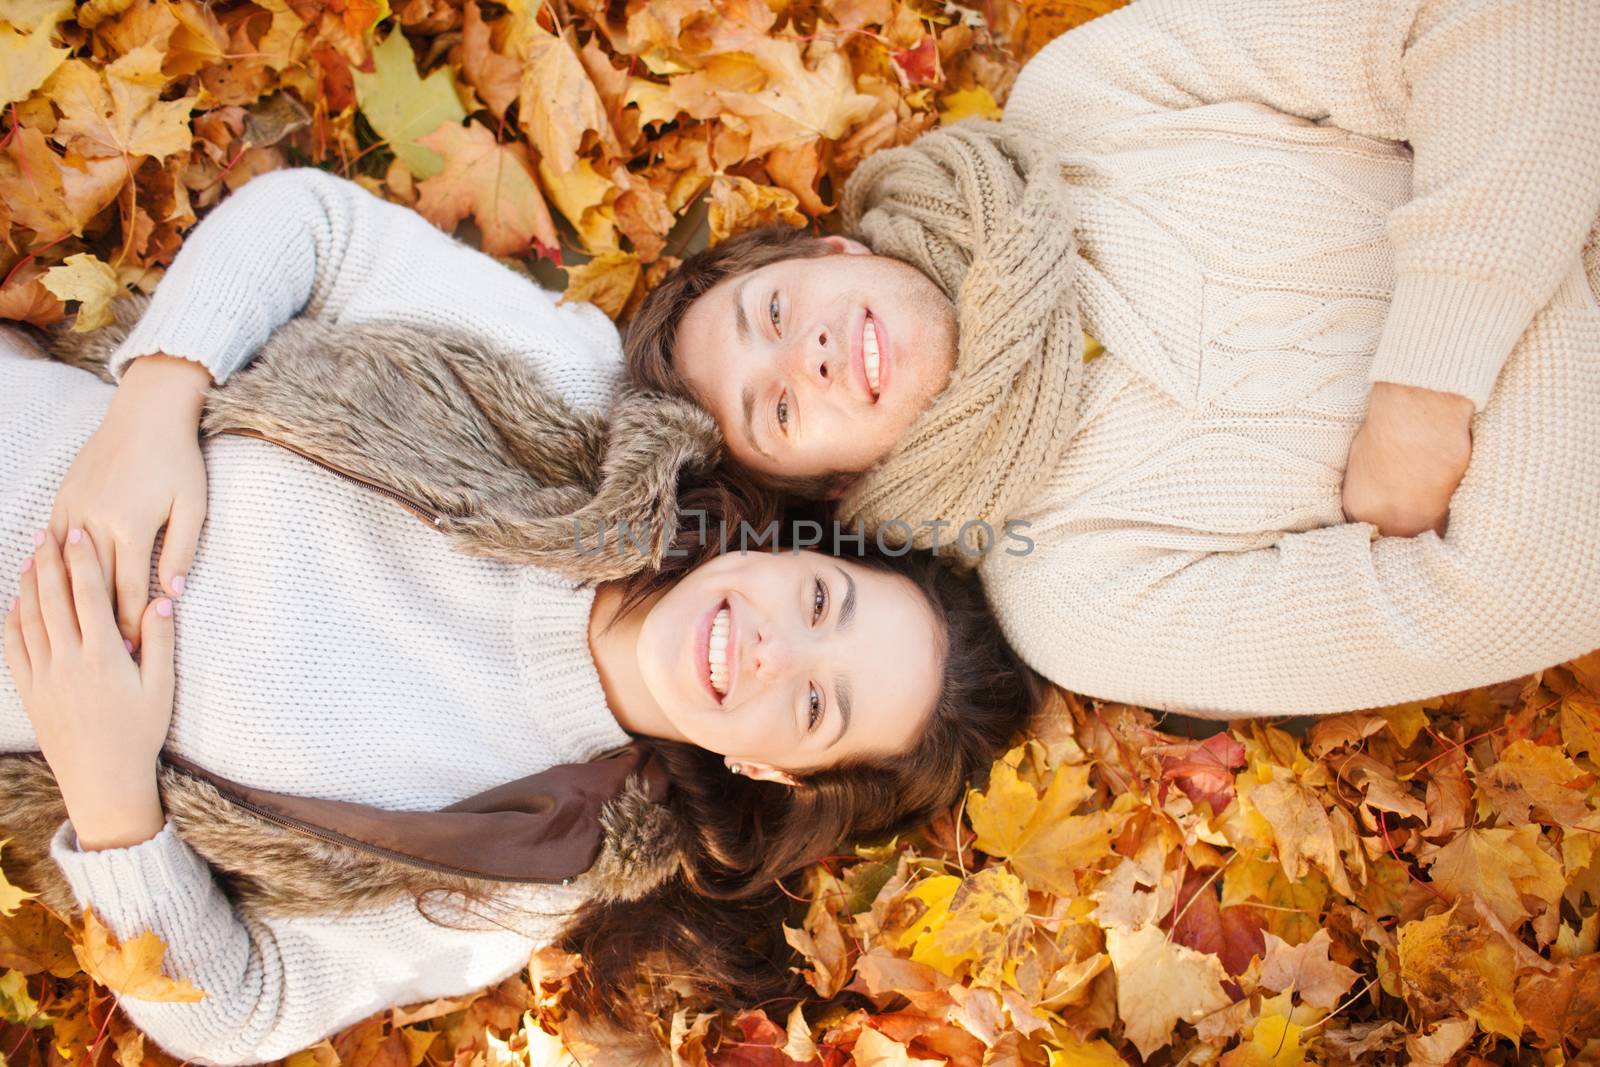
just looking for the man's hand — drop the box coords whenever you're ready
[1342,382,1476,538]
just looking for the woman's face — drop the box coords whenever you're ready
[634,550,943,774]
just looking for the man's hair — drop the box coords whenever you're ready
[623,225,858,499]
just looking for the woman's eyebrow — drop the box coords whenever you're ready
[829,674,851,749]
[833,565,856,629]
[733,276,751,344]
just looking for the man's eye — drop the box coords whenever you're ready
[769,292,781,333]
[807,685,822,731]
[812,577,827,624]
[776,393,790,431]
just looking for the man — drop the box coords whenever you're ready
[626,0,1600,717]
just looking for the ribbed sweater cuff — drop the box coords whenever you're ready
[1367,273,1538,412]
[49,816,221,943]
[107,300,244,384]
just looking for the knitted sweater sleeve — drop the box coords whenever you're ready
[47,816,573,1066]
[1003,0,1600,410]
[107,167,623,412]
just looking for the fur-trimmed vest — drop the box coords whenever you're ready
[0,296,723,925]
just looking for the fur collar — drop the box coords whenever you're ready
[3,296,720,922]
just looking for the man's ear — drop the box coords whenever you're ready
[820,235,871,256]
[737,762,801,787]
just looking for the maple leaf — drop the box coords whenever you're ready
[1396,899,1524,1040]
[414,120,557,257]
[1155,731,1246,815]
[46,48,197,160]
[352,28,467,179]
[1418,823,1564,928]
[517,22,618,176]
[707,173,805,244]
[1513,954,1600,1051]
[850,1026,944,1067]
[73,909,206,1003]
[1481,738,1593,826]
[1242,772,1354,899]
[938,85,1001,123]
[560,250,641,319]
[0,15,68,107]
[781,868,853,998]
[1104,923,1232,1060]
[1256,929,1359,1010]
[40,252,120,331]
[460,0,519,119]
[1218,992,1315,1067]
[967,756,1121,897]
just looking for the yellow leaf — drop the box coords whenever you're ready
[0,0,73,30]
[352,29,467,179]
[1397,901,1523,1040]
[45,50,197,160]
[967,759,1118,896]
[537,155,618,252]
[72,910,206,1003]
[1419,824,1564,929]
[1105,923,1232,1060]
[1243,774,1354,899]
[1047,1034,1126,1067]
[1375,701,1430,747]
[937,85,1001,124]
[1481,739,1592,826]
[0,16,67,107]
[706,173,803,244]
[1219,993,1311,1067]
[560,251,641,320]
[40,253,120,332]
[924,867,1029,988]
[0,840,39,917]
[517,23,617,175]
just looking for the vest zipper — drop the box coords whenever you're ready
[215,427,446,530]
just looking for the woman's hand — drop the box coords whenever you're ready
[4,529,174,851]
[1342,382,1475,538]
[50,354,211,648]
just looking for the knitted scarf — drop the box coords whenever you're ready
[1,297,722,924]
[836,120,1084,556]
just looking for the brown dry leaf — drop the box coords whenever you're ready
[415,119,558,257]
[1481,738,1593,826]
[850,1026,944,1067]
[1256,929,1359,1010]
[559,250,641,320]
[1513,953,1600,1050]
[517,22,619,175]
[46,48,198,160]
[73,909,207,1003]
[1244,772,1355,899]
[1104,923,1232,1060]
[459,0,519,119]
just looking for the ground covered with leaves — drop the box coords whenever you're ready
[3,0,1600,1062]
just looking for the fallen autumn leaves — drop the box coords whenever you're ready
[2,0,1598,1061]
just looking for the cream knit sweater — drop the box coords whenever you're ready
[981,0,1600,717]
[0,168,634,1065]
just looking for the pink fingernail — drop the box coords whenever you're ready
[123,638,134,653]
[68,528,83,545]
[32,530,44,547]
[172,574,187,596]
[7,597,16,613]
[19,558,32,574]
[156,599,173,618]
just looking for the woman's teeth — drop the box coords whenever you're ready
[864,316,881,396]
[708,606,730,696]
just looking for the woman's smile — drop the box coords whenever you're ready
[695,595,737,705]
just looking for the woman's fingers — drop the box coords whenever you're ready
[90,521,116,600]
[63,529,123,653]
[3,596,30,689]
[114,532,154,644]
[16,552,49,663]
[137,596,176,696]
[158,497,202,599]
[32,530,81,650]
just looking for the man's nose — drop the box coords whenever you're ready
[780,324,836,391]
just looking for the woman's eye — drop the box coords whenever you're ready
[811,577,827,624]
[776,394,790,431]
[769,292,781,333]
[807,685,823,731]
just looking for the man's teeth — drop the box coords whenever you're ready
[708,606,730,696]
[864,316,881,395]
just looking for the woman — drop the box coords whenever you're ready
[0,299,1037,1062]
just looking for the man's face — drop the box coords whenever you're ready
[674,238,958,482]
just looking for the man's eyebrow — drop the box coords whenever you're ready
[741,383,773,460]
[733,275,751,345]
